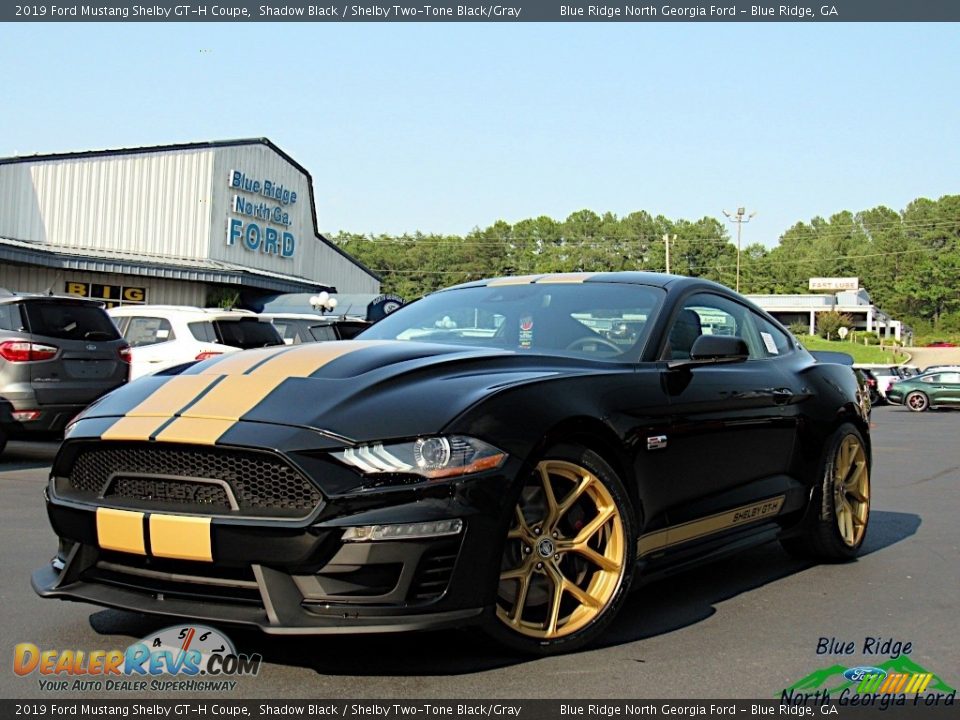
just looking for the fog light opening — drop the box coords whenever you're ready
[342,519,463,542]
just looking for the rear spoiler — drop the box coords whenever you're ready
[810,350,854,366]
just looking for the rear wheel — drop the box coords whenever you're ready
[0,426,6,457]
[488,445,636,655]
[781,423,870,561]
[906,391,929,412]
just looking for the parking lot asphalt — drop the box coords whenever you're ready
[1,405,957,700]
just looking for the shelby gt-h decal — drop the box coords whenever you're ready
[34,272,871,654]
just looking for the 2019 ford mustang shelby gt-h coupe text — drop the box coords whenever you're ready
[34,272,871,654]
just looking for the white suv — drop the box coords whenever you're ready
[108,306,284,379]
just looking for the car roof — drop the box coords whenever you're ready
[108,305,260,319]
[0,289,106,306]
[441,271,707,292]
[259,313,335,322]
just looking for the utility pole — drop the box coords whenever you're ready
[663,233,676,274]
[723,207,757,293]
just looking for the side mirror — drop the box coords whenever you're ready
[668,335,749,369]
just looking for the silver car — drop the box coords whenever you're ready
[0,290,129,456]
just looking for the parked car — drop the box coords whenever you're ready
[887,371,960,411]
[108,306,284,379]
[259,313,341,344]
[854,364,904,403]
[0,290,129,456]
[855,368,880,407]
[36,272,871,654]
[921,365,960,375]
[926,340,957,348]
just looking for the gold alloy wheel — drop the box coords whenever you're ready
[496,459,626,639]
[833,435,870,547]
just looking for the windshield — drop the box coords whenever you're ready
[360,282,664,360]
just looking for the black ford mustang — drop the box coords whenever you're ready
[34,272,871,654]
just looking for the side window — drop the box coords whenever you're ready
[124,317,175,347]
[937,372,960,384]
[921,375,940,384]
[751,313,794,358]
[664,293,755,360]
[188,321,217,343]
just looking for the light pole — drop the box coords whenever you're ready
[723,207,756,293]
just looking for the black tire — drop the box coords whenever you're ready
[485,443,637,655]
[906,391,929,412]
[781,423,870,561]
[0,426,7,457]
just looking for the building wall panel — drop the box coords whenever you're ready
[0,265,207,307]
[0,149,214,259]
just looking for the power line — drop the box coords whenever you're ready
[326,216,960,248]
[365,243,958,275]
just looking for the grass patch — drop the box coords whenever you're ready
[799,336,907,364]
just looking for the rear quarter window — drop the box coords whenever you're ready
[188,321,218,343]
[213,319,283,349]
[0,303,25,332]
[307,324,338,342]
[22,302,120,341]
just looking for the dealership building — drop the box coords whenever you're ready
[746,278,908,342]
[0,138,379,308]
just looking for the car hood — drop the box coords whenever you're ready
[74,340,615,445]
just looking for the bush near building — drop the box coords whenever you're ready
[816,311,854,340]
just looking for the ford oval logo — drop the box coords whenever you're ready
[86,344,97,351]
[843,666,886,682]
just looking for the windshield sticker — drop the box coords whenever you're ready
[519,316,534,349]
[761,331,779,355]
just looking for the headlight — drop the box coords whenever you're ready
[334,435,507,479]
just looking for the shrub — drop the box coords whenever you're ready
[788,320,811,337]
[816,311,854,340]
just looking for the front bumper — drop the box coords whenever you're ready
[34,447,519,634]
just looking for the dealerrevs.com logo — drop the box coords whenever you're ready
[14,625,261,692]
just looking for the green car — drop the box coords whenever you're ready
[887,371,960,412]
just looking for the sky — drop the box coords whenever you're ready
[1,22,958,246]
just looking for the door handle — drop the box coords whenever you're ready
[771,388,794,404]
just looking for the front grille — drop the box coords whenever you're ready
[107,476,232,510]
[66,443,322,517]
[86,551,263,606]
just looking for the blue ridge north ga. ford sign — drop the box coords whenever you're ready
[226,170,298,259]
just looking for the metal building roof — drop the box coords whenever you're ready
[0,236,334,294]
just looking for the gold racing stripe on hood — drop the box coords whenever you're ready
[101,374,223,441]
[152,341,388,445]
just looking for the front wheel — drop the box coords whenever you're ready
[781,423,870,561]
[906,391,929,412]
[487,445,637,655]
